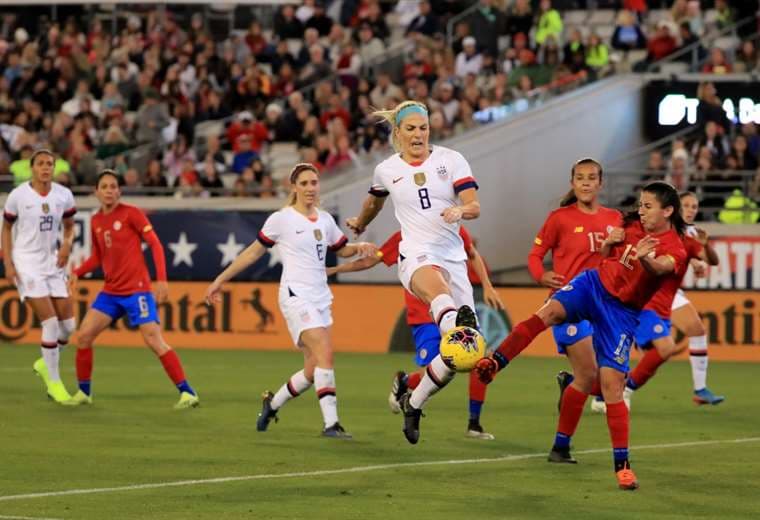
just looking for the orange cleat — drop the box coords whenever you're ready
[616,466,639,490]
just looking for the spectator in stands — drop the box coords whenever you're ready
[696,81,731,132]
[455,37,483,78]
[406,1,441,38]
[732,135,758,170]
[357,23,385,65]
[702,48,732,74]
[325,134,357,171]
[733,41,759,73]
[535,0,562,47]
[274,4,305,40]
[714,0,735,32]
[163,135,196,185]
[624,0,647,20]
[647,150,667,174]
[335,41,361,91]
[296,28,324,68]
[563,29,586,72]
[685,1,704,36]
[667,148,691,191]
[468,0,506,58]
[143,158,168,194]
[320,94,351,131]
[361,1,390,42]
[96,124,129,160]
[200,158,225,196]
[670,0,689,25]
[692,121,730,168]
[645,21,678,63]
[9,143,32,185]
[121,168,142,195]
[612,10,647,51]
[300,146,325,173]
[506,0,533,41]
[585,32,610,75]
[370,71,403,111]
[305,1,333,37]
[429,110,452,142]
[135,88,170,145]
[511,74,536,100]
[232,177,248,197]
[742,123,760,158]
[226,110,268,153]
[675,22,705,64]
[231,134,258,174]
[436,81,460,126]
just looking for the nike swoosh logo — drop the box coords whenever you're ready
[295,230,305,234]
[392,177,403,184]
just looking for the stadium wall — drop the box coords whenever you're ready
[1,282,758,361]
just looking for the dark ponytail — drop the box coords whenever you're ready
[624,181,686,235]
[559,158,603,207]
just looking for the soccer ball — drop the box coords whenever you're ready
[439,326,486,372]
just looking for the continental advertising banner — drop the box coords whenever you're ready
[682,236,760,290]
[1,282,758,362]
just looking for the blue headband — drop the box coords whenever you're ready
[395,105,428,125]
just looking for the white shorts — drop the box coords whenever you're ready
[15,271,68,301]
[279,294,333,347]
[671,289,690,311]
[397,253,475,311]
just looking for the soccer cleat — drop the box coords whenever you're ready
[46,381,72,404]
[693,388,725,405]
[388,371,408,414]
[556,370,574,412]
[400,393,423,445]
[466,420,495,440]
[548,446,577,464]
[32,357,50,388]
[616,464,639,490]
[455,305,478,329]
[322,422,353,439]
[623,386,633,410]
[173,391,199,410]
[63,390,93,406]
[256,391,278,431]
[590,396,607,413]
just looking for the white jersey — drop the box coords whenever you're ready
[370,145,477,263]
[258,206,347,304]
[3,182,76,277]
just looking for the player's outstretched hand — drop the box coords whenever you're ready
[345,217,365,237]
[540,271,565,290]
[475,357,499,384]
[154,281,169,303]
[355,242,378,258]
[205,280,223,306]
[484,286,505,310]
[635,235,659,259]
[57,243,71,268]
[440,206,463,224]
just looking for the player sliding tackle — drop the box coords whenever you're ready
[347,100,481,444]
[476,181,688,491]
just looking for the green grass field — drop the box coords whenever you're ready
[0,346,758,520]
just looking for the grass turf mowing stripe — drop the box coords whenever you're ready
[0,437,758,502]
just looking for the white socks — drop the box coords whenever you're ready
[57,318,76,350]
[409,355,456,409]
[430,294,457,335]
[271,369,312,410]
[314,367,339,428]
[40,317,61,382]
[688,335,708,391]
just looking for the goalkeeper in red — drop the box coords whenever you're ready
[65,170,199,409]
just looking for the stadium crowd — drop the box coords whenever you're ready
[0,0,756,201]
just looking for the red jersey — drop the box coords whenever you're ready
[528,204,622,294]
[598,220,687,310]
[644,235,703,318]
[379,227,473,325]
[75,203,166,295]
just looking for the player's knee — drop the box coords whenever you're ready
[686,321,706,337]
[58,318,76,343]
[40,317,59,344]
[573,365,597,392]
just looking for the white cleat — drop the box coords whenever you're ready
[590,397,607,414]
[623,386,633,410]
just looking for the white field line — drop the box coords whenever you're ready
[0,437,758,503]
[0,515,63,520]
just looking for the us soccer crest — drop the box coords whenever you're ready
[313,229,323,241]
[414,172,426,186]
[41,203,49,214]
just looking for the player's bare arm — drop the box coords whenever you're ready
[636,236,675,275]
[694,227,719,266]
[2,219,16,284]
[441,188,479,223]
[326,254,383,276]
[335,241,378,258]
[206,241,267,305]
[57,217,76,268]
[347,194,386,236]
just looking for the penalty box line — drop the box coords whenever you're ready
[0,437,758,503]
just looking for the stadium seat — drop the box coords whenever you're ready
[595,25,615,40]
[588,10,615,26]
[563,10,588,26]
[659,62,690,74]
[221,173,238,189]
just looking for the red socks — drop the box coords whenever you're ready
[407,371,422,390]
[628,349,666,390]
[159,350,187,385]
[496,314,547,362]
[606,401,629,450]
[468,370,487,402]
[557,385,588,436]
[76,347,93,382]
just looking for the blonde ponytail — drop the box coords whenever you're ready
[372,100,429,152]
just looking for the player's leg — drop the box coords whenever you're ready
[549,326,596,463]
[300,326,351,438]
[600,366,638,490]
[26,296,70,402]
[63,308,113,405]
[671,301,724,405]
[258,344,315,431]
[388,323,439,414]
[625,311,675,407]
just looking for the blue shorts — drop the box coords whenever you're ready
[634,309,671,349]
[551,270,639,373]
[411,323,442,367]
[92,291,159,326]
[552,320,594,354]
